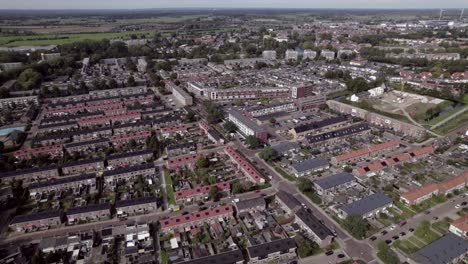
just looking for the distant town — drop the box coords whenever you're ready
[0,7,467,264]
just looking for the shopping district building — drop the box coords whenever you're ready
[2,19,468,264]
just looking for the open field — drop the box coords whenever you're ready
[0,15,205,34]
[432,110,468,135]
[0,27,237,47]
[0,30,156,46]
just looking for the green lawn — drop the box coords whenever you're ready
[0,30,157,46]
[426,104,468,126]
[431,218,451,234]
[273,165,296,182]
[164,170,176,205]
[393,239,420,254]
[407,236,426,248]
[432,110,468,135]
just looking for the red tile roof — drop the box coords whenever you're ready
[12,144,63,158]
[160,205,233,229]
[224,146,264,184]
[354,146,433,175]
[334,141,400,162]
[175,182,230,200]
[401,183,439,205]
[451,214,468,232]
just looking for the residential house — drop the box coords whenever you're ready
[338,193,393,219]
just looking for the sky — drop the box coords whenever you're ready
[0,0,466,9]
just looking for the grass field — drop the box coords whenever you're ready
[0,30,156,46]
[0,26,237,47]
[164,170,176,205]
[432,110,468,135]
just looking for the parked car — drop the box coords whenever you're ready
[392,235,399,240]
[370,236,377,241]
[325,251,334,256]
[461,201,467,206]
[381,230,388,235]
[409,228,415,232]
[385,240,392,244]
[337,254,345,258]
[400,232,406,236]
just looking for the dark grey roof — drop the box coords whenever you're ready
[306,123,370,144]
[62,158,103,168]
[103,163,155,177]
[228,109,266,133]
[314,172,355,190]
[0,165,58,179]
[107,149,153,160]
[28,173,95,190]
[276,191,301,211]
[10,210,62,224]
[67,203,110,215]
[296,208,334,239]
[340,193,393,217]
[411,233,468,264]
[38,120,77,129]
[115,196,158,208]
[235,197,266,212]
[179,249,244,264]
[166,143,195,151]
[64,138,109,149]
[207,129,222,141]
[271,142,300,154]
[247,238,296,258]
[293,116,347,134]
[291,158,328,173]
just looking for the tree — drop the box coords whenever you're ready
[295,234,320,258]
[259,147,278,161]
[208,186,219,201]
[127,76,136,87]
[17,68,42,90]
[109,79,118,89]
[343,214,369,239]
[232,181,244,194]
[223,121,237,133]
[377,241,400,264]
[195,156,208,168]
[346,77,369,93]
[245,135,261,149]
[269,118,277,125]
[297,178,313,192]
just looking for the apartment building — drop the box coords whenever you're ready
[262,50,277,60]
[290,116,349,139]
[107,150,153,167]
[66,203,111,224]
[285,49,299,61]
[295,208,334,247]
[28,173,96,194]
[228,109,268,143]
[0,165,59,183]
[9,210,63,233]
[449,215,468,239]
[61,158,104,175]
[167,82,193,106]
[115,196,159,218]
[244,102,297,118]
[0,95,38,109]
[247,238,297,264]
[103,163,156,183]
